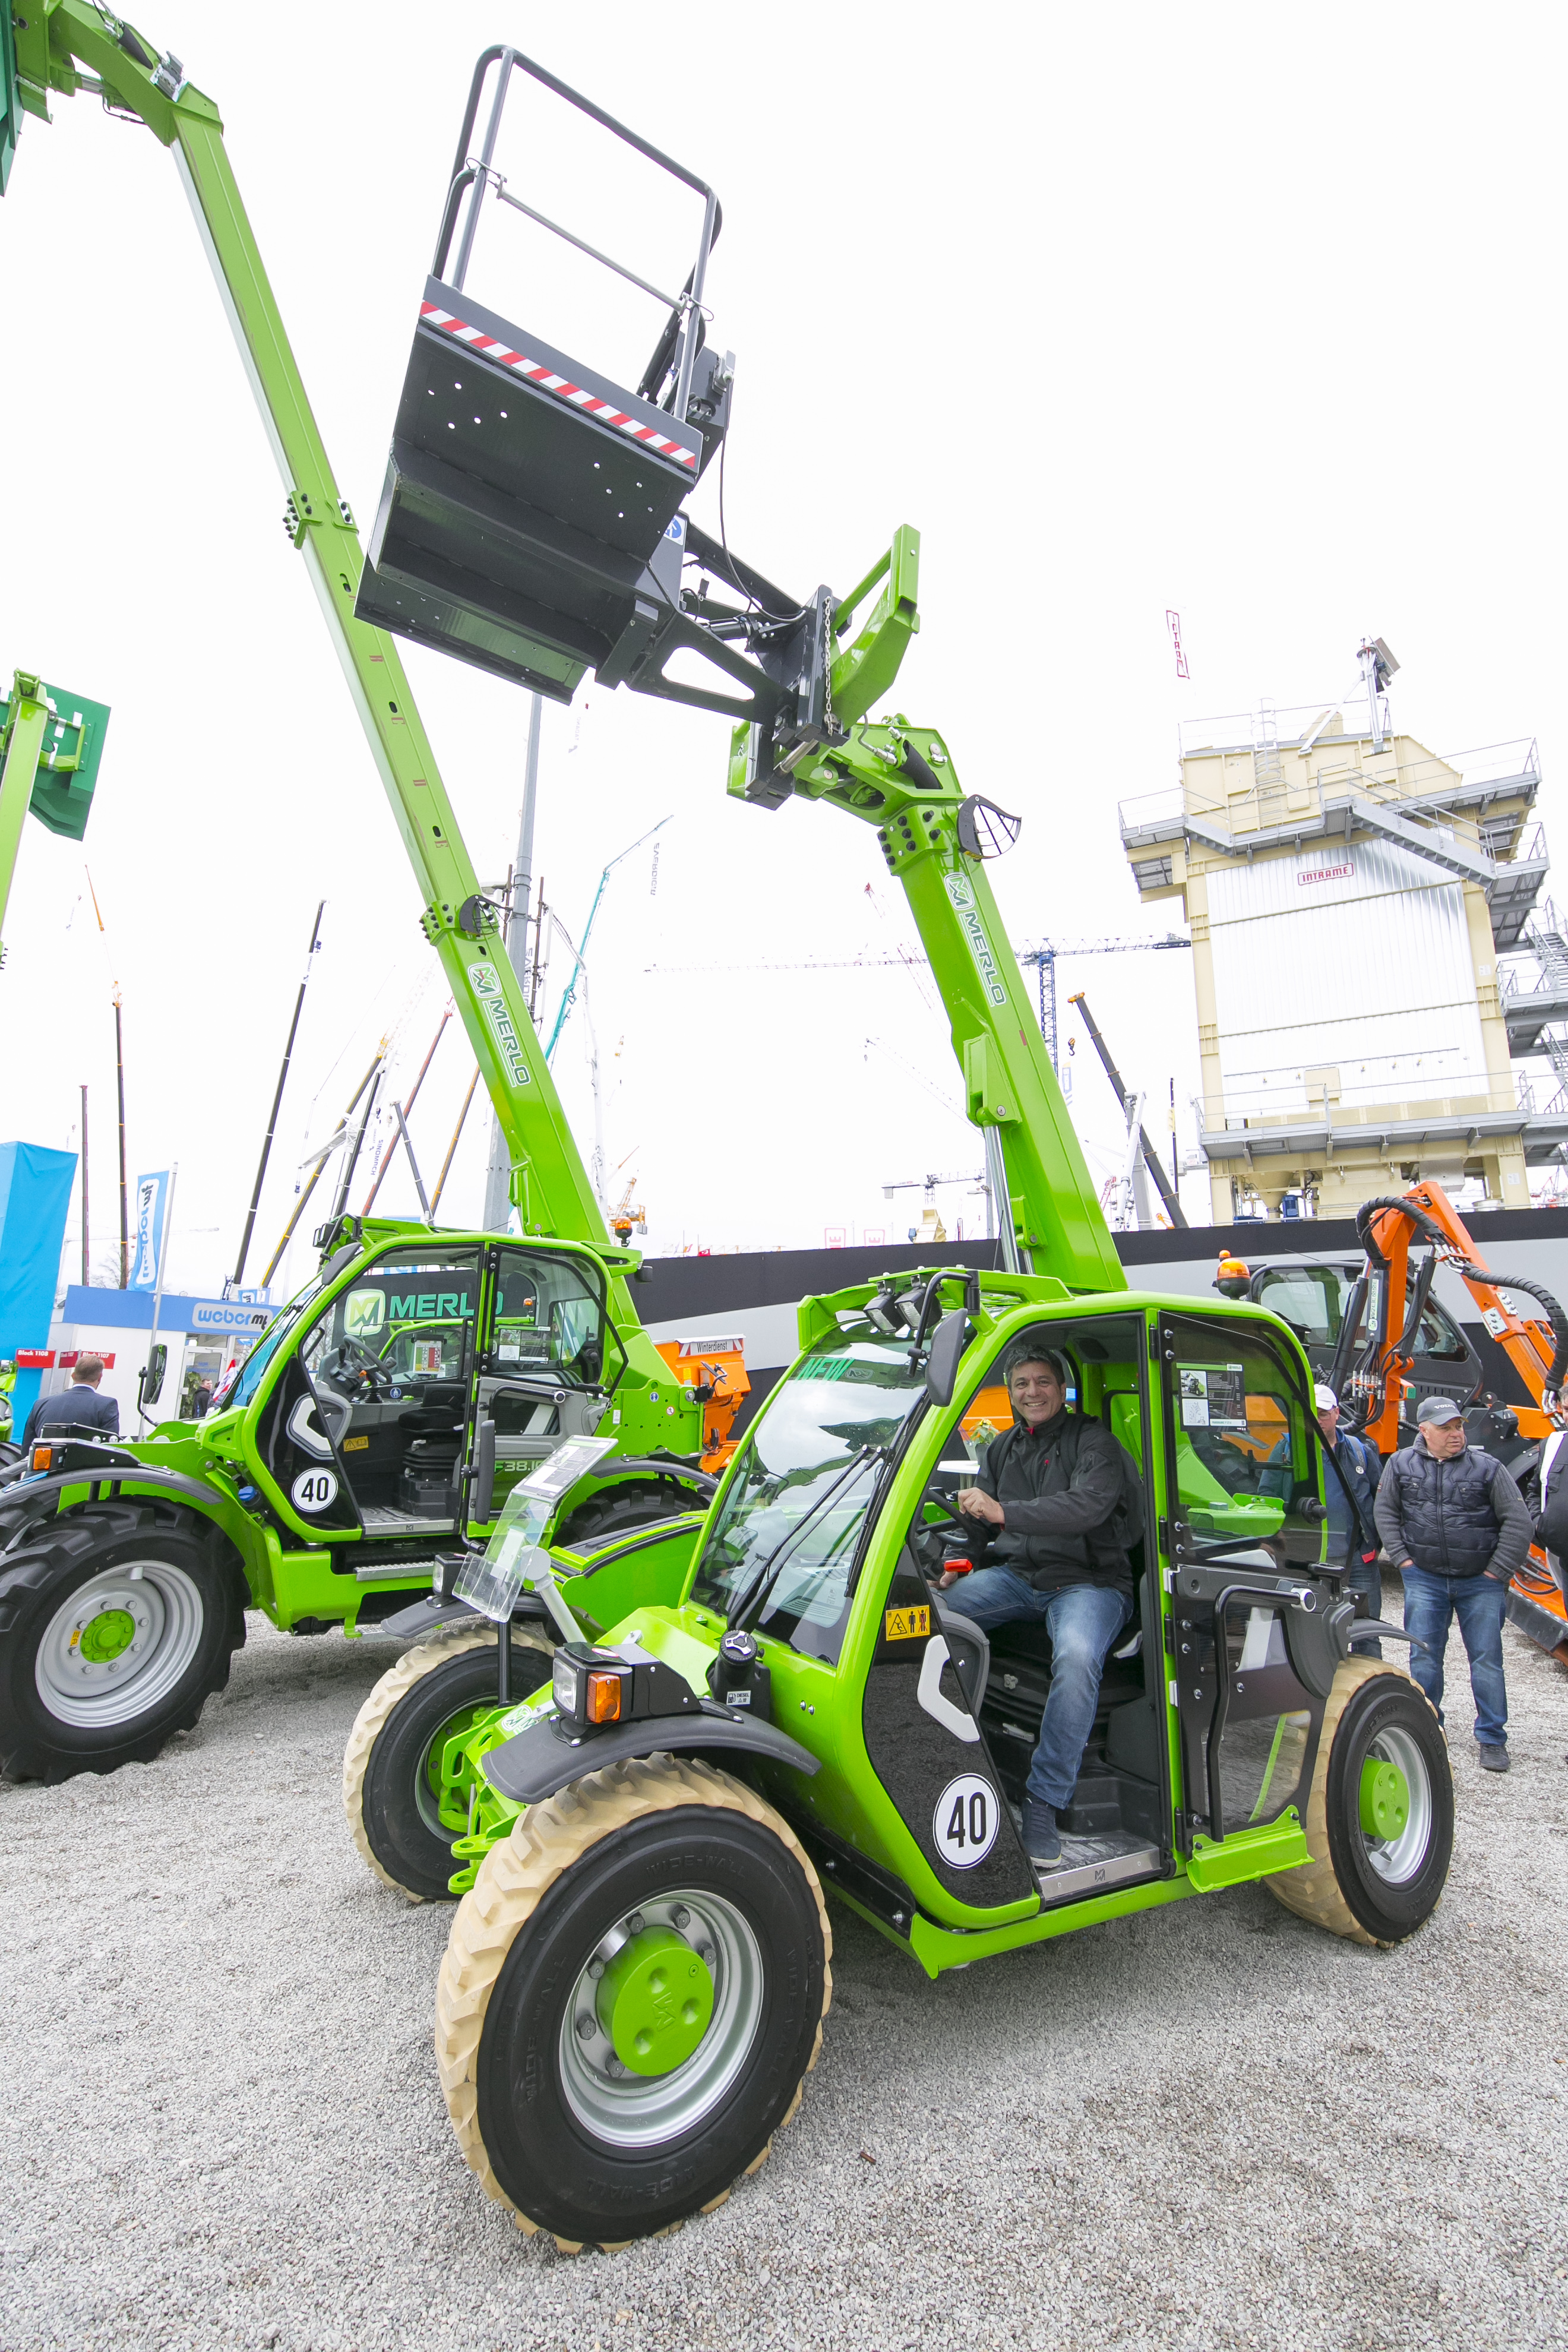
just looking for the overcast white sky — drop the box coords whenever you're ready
[4,1,1563,1300]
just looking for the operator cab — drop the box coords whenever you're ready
[905,1310,1357,1901]
[248,1240,618,1544]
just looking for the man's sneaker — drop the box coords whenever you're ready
[1477,1742,1510,1773]
[1022,1798,1061,1867]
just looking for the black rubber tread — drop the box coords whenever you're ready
[556,1479,703,1550]
[0,1500,247,1783]
[344,1628,551,1902]
[437,1757,830,2250]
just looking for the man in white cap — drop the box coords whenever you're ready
[1374,1395,1532,1771]
[1312,1383,1384,1658]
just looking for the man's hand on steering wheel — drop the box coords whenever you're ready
[957,1484,1006,1528]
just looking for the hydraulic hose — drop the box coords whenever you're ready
[1350,1196,1568,1412]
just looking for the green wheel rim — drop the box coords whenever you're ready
[418,1702,493,1842]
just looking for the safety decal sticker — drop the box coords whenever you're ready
[468,962,533,1092]
[932,1774,1000,1868]
[943,871,1010,1009]
[419,304,699,467]
[884,1604,931,1640]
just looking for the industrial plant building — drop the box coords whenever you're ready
[1120,646,1568,1220]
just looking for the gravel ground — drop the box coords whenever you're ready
[4,1602,1566,2352]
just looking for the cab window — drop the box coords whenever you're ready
[311,1251,480,1388]
[688,1316,927,1662]
[485,1247,616,1389]
[1164,1316,1326,1566]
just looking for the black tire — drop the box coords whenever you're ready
[437,1757,831,2249]
[343,1628,551,1902]
[1267,1659,1453,1946]
[0,1501,246,1782]
[555,1478,703,1550]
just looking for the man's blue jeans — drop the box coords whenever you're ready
[1400,1565,1509,1747]
[956,1568,1131,1809]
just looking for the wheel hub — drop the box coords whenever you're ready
[35,1557,206,1729]
[1360,1757,1410,1842]
[558,1891,761,2150]
[596,1926,715,2076]
[77,1605,137,1665]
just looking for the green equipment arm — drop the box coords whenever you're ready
[728,529,1126,1294]
[11,4,607,1247]
[0,675,49,968]
[0,669,107,967]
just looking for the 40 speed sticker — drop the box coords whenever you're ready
[290,1468,339,1513]
[932,1773,1000,1869]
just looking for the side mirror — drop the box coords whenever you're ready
[925,1310,972,1408]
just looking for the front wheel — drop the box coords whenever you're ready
[436,1755,832,2249]
[0,1501,246,1782]
[343,1624,553,1901]
[1266,1659,1453,1946]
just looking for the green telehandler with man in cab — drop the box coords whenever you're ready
[324,46,1456,2251]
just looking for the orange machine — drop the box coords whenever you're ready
[653,1335,751,1472]
[1340,1183,1567,1453]
[1338,1181,1568,1659]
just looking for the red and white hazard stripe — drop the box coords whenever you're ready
[419,302,698,469]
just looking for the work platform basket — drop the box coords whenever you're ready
[356,48,742,710]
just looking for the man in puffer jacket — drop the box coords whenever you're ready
[1374,1395,1532,1772]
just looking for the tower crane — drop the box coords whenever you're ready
[1019,934,1191,1073]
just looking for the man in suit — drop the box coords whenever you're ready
[21,1354,120,1447]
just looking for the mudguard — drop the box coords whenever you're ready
[481,1702,820,1804]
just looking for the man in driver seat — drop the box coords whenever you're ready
[938,1346,1137,1871]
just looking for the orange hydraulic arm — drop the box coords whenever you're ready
[1334,1181,1568,1453]
[1330,1181,1568,1659]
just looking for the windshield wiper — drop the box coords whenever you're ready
[725,1444,880,1636]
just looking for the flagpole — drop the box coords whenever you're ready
[143,1163,178,1426]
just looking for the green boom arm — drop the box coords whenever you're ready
[728,528,1126,1294]
[12,4,608,1247]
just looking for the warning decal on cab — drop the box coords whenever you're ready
[884,1604,931,1640]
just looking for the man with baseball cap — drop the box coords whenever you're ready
[1374,1395,1532,1771]
[1311,1383,1384,1658]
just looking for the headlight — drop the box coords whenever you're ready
[549,1641,703,1733]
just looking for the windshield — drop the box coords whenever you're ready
[690,1317,927,1661]
[220,1273,329,1413]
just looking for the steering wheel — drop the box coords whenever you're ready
[325,1338,388,1399]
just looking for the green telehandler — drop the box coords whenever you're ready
[0,11,799,1785]
[325,48,1455,2250]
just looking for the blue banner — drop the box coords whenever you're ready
[129,1170,170,1291]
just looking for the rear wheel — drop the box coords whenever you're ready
[0,1502,245,1782]
[555,1480,702,1550]
[1266,1659,1452,1946]
[343,1624,553,1900]
[436,1755,831,2249]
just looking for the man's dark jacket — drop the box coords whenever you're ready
[21,1383,120,1448]
[1374,1431,1532,1582]
[975,1408,1139,1597]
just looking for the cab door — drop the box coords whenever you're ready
[1159,1313,1342,1850]
[476,1245,622,1516]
